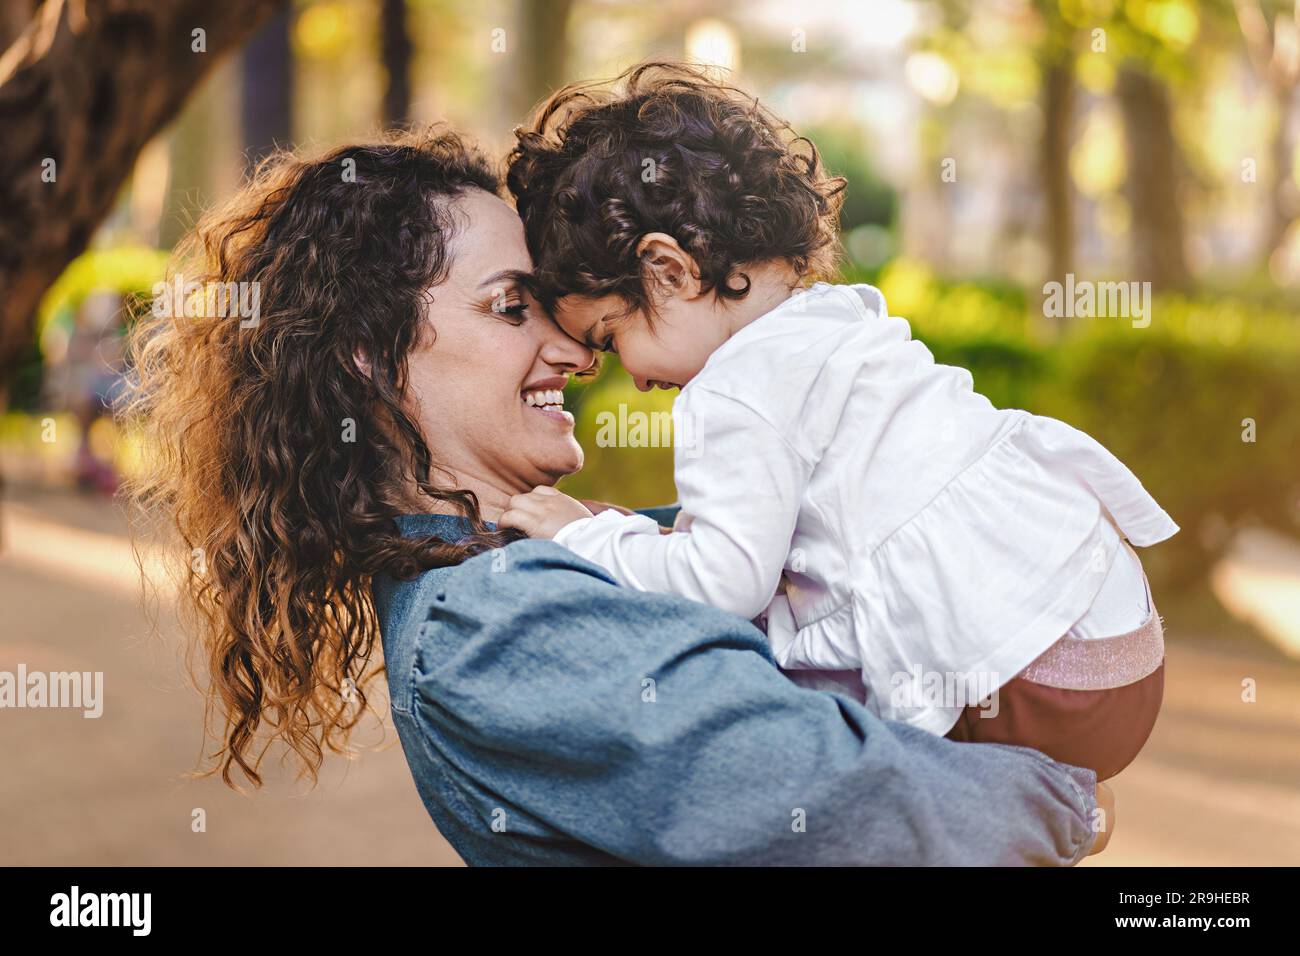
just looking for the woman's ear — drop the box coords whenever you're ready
[353,347,372,379]
[636,232,701,299]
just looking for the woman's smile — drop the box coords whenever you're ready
[521,374,574,425]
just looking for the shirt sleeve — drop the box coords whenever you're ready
[553,386,811,621]
[409,540,1100,866]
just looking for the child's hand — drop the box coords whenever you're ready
[500,485,594,539]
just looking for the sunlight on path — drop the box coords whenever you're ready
[0,502,170,597]
[1212,528,1300,661]
[0,495,458,866]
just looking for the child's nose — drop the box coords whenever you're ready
[633,377,653,392]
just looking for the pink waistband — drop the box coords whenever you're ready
[1016,573,1165,691]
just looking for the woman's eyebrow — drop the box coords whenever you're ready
[476,269,527,291]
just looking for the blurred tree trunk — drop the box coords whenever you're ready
[1116,63,1191,290]
[241,7,293,171]
[513,0,572,122]
[158,57,243,251]
[381,0,412,126]
[1235,0,1300,264]
[0,0,285,392]
[1,0,38,51]
[1266,83,1297,258]
[1039,58,1076,289]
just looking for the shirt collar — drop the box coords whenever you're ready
[692,281,836,380]
[394,513,487,538]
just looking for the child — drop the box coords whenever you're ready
[501,63,1176,781]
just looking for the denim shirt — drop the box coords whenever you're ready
[373,513,1099,866]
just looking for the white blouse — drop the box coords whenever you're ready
[554,282,1179,734]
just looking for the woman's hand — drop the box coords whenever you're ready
[1087,781,1115,855]
[501,485,594,538]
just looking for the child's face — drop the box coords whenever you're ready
[552,293,730,392]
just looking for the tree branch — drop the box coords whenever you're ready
[0,0,286,388]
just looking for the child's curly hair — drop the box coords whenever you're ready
[507,61,847,317]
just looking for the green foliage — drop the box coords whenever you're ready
[36,246,169,337]
[804,125,897,234]
[1039,300,1300,588]
[7,339,45,412]
[7,247,167,411]
[559,356,678,509]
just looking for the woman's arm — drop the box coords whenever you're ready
[407,540,1101,866]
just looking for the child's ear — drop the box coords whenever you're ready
[636,232,701,299]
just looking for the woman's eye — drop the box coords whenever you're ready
[603,334,616,354]
[495,301,529,322]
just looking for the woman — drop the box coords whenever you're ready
[123,127,1107,865]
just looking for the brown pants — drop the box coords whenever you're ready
[944,657,1165,780]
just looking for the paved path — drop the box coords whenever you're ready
[0,488,460,866]
[2,487,1298,865]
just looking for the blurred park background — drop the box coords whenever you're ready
[1,0,1298,866]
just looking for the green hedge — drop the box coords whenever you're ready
[1036,311,1300,589]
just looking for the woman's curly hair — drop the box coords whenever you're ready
[507,61,847,317]
[120,127,521,790]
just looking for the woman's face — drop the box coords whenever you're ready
[404,189,594,513]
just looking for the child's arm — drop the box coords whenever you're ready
[501,387,813,621]
[501,492,673,540]
[579,498,636,517]
[500,485,595,536]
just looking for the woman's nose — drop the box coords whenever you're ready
[539,315,595,372]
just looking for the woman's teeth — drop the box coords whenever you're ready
[523,389,565,410]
